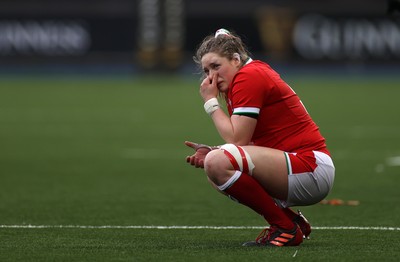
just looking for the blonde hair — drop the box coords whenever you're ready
[193,29,251,68]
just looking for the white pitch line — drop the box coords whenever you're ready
[0,225,399,231]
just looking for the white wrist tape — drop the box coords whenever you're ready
[204,98,220,115]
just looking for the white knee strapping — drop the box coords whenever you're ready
[217,170,242,191]
[220,144,255,175]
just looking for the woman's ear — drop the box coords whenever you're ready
[233,53,242,67]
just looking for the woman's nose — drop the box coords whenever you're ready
[208,72,215,80]
[210,70,218,79]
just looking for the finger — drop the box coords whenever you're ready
[184,141,194,147]
[198,159,204,168]
[194,158,201,168]
[187,156,195,165]
[209,74,214,84]
[212,73,218,85]
[190,156,196,166]
[184,141,198,149]
[200,78,211,92]
[201,77,209,86]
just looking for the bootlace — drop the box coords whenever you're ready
[255,227,273,244]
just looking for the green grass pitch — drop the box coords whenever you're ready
[0,73,399,261]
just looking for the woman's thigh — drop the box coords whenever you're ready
[241,146,289,200]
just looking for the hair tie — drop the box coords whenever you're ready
[215,28,230,38]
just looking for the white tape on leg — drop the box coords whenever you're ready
[220,144,255,175]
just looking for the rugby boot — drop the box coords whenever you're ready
[293,210,311,239]
[242,224,303,247]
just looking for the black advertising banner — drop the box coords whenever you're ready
[0,17,135,60]
[0,0,399,69]
[185,7,400,64]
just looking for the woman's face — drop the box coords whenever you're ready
[201,52,241,93]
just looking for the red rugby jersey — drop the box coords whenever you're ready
[226,60,329,155]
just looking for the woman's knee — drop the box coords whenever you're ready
[204,149,233,186]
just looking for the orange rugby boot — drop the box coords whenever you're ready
[242,224,303,247]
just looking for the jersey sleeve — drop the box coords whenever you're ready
[230,70,266,119]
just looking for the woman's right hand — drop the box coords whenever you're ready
[200,73,219,102]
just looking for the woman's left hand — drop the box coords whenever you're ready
[184,141,213,168]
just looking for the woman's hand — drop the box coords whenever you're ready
[184,141,213,168]
[200,73,219,102]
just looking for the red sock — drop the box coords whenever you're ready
[282,207,298,221]
[223,172,294,230]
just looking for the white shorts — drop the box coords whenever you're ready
[275,151,335,208]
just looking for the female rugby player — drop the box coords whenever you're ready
[185,29,335,247]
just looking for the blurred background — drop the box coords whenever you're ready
[0,0,399,75]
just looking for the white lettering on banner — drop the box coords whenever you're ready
[165,0,184,47]
[138,0,161,50]
[137,0,185,69]
[0,20,90,56]
[293,14,400,60]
